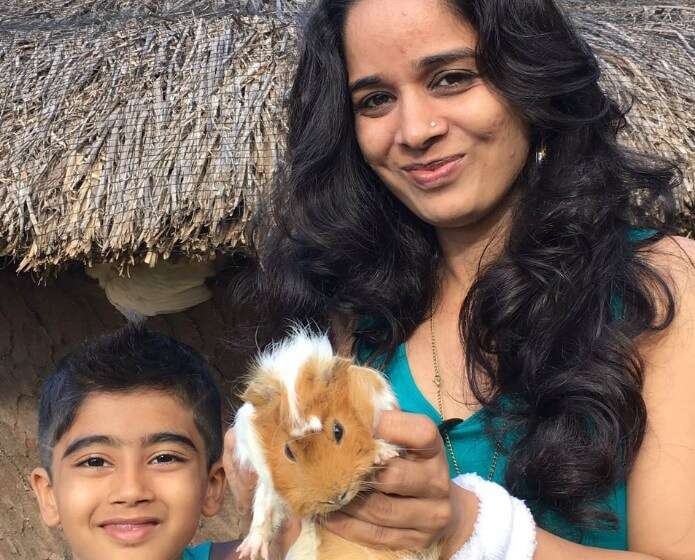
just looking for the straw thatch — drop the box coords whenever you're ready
[0,1,693,279]
[566,1,694,235]
[0,2,298,275]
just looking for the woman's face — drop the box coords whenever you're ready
[344,0,530,230]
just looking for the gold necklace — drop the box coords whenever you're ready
[429,313,502,481]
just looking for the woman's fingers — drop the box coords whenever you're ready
[224,429,301,558]
[371,456,449,498]
[338,491,453,534]
[376,410,443,460]
[324,511,433,550]
[373,411,450,499]
[268,516,302,560]
[222,428,257,518]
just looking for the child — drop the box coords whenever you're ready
[30,326,239,560]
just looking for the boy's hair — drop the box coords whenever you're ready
[37,326,223,474]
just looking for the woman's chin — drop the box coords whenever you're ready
[416,208,488,230]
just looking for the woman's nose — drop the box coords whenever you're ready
[108,464,155,505]
[394,92,447,150]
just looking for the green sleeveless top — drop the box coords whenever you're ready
[183,541,212,560]
[382,344,627,550]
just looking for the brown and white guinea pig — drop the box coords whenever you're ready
[233,327,440,560]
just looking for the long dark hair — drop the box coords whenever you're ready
[237,0,680,529]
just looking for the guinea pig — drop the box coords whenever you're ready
[232,327,441,560]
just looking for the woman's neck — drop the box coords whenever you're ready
[436,199,512,295]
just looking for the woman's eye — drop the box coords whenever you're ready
[358,92,393,110]
[78,457,107,468]
[151,454,181,465]
[433,71,475,89]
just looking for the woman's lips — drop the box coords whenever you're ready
[100,519,160,543]
[403,155,466,189]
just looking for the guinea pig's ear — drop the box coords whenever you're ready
[241,374,283,408]
[321,356,353,384]
[345,365,391,427]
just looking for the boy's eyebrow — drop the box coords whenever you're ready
[348,47,476,94]
[63,435,119,459]
[61,432,198,459]
[144,432,198,451]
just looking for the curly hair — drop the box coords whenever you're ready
[237,0,681,529]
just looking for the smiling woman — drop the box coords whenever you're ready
[228,0,695,559]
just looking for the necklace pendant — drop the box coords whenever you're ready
[437,417,464,437]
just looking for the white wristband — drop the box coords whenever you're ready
[450,474,537,560]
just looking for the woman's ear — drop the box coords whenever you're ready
[30,467,61,527]
[201,460,227,517]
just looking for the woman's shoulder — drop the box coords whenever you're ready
[646,234,695,267]
[636,233,695,383]
[641,234,695,307]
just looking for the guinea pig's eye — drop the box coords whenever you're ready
[284,443,296,462]
[333,421,344,443]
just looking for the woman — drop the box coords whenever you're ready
[225,0,695,558]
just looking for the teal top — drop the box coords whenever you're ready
[358,228,658,550]
[383,344,627,550]
[183,541,212,560]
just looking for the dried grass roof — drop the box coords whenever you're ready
[0,1,693,277]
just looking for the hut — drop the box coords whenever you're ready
[0,0,692,557]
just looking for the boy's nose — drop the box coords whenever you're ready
[109,465,155,505]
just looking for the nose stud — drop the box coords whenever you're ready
[430,121,437,128]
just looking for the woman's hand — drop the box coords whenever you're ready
[222,429,301,559]
[324,410,478,557]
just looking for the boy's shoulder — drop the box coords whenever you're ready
[183,541,212,560]
[184,541,239,560]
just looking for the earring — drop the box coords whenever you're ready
[430,121,437,128]
[536,145,547,165]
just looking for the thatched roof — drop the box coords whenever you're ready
[0,1,692,277]
[0,2,299,274]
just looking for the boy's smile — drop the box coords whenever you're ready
[32,389,225,560]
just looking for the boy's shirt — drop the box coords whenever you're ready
[183,541,212,560]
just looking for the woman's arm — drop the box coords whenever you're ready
[528,238,695,559]
[623,237,695,559]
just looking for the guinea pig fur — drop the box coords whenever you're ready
[233,328,440,560]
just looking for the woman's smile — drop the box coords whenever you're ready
[401,154,467,189]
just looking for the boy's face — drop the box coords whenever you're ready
[31,390,225,560]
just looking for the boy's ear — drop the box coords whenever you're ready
[201,460,226,517]
[30,467,61,527]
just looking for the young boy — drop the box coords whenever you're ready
[30,326,239,560]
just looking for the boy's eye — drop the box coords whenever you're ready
[78,457,108,468]
[151,453,182,465]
